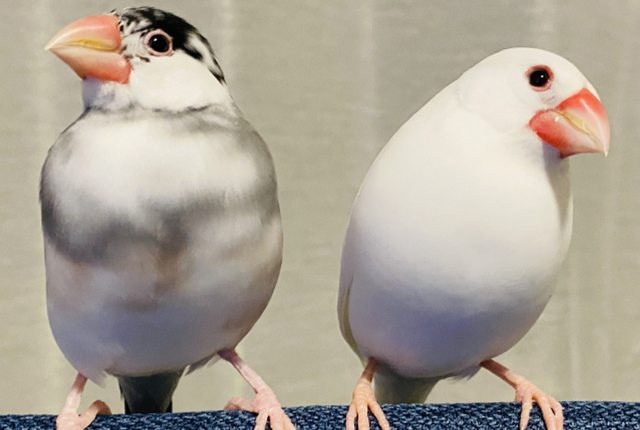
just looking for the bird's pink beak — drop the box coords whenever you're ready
[45,15,131,84]
[529,88,610,158]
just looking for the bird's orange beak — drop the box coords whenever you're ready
[529,88,610,158]
[45,15,131,84]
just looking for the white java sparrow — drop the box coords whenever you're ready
[42,7,294,430]
[338,48,610,430]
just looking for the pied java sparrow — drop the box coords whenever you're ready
[42,7,294,430]
[338,48,610,430]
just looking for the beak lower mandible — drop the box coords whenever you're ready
[529,88,610,158]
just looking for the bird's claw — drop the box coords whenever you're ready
[224,386,295,430]
[346,379,390,430]
[56,400,111,430]
[514,379,563,430]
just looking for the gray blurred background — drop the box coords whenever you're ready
[1,0,639,415]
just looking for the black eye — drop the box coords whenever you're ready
[144,30,173,56]
[529,68,550,87]
[149,34,170,53]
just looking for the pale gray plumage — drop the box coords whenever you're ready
[41,107,278,266]
[41,7,283,417]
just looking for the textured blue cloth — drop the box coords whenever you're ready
[2,402,640,429]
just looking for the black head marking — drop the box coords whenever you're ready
[117,7,226,84]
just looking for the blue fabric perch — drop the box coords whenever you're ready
[1,402,639,429]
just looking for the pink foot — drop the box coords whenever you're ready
[513,378,563,430]
[346,358,390,430]
[56,374,111,430]
[481,359,563,430]
[219,349,295,430]
[224,385,294,430]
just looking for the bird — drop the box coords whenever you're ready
[41,7,294,430]
[338,47,610,430]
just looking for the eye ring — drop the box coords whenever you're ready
[143,29,173,56]
[526,65,553,91]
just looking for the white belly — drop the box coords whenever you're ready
[348,261,556,378]
[45,215,282,382]
[344,139,572,378]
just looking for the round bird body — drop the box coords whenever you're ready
[345,83,572,378]
[339,48,610,430]
[42,109,282,379]
[43,8,295,430]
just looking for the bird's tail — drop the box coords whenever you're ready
[117,369,184,414]
[374,366,439,404]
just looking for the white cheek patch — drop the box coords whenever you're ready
[129,51,231,111]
